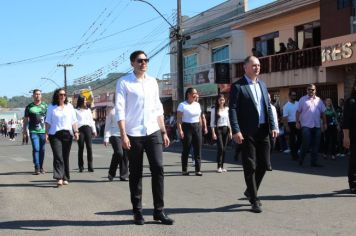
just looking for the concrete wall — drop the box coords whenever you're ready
[320,0,351,40]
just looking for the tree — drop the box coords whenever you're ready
[0,97,8,108]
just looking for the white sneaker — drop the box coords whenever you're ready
[63,180,69,185]
[217,168,222,173]
[222,168,227,172]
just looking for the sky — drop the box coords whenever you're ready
[0,0,275,98]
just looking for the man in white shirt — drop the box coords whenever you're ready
[116,50,174,225]
[283,91,300,160]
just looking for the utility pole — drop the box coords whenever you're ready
[57,64,73,93]
[176,0,184,103]
[133,0,186,103]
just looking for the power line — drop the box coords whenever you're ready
[0,16,160,67]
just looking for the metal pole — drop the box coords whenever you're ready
[177,0,184,103]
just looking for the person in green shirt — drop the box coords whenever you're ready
[23,89,48,175]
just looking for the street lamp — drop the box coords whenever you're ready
[133,0,185,102]
[41,77,61,88]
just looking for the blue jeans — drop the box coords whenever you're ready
[299,127,321,165]
[30,133,46,170]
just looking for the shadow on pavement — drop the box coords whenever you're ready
[96,203,252,218]
[0,220,131,231]
[238,189,356,202]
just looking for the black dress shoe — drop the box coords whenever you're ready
[108,174,114,181]
[133,212,145,225]
[251,202,263,213]
[120,177,129,181]
[88,168,94,172]
[182,171,189,176]
[153,211,174,225]
[244,190,262,206]
[79,167,84,172]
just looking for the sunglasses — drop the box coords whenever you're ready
[59,93,66,96]
[136,58,149,64]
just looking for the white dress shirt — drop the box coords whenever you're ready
[75,108,96,133]
[115,72,163,137]
[177,101,201,123]
[271,104,279,132]
[244,75,266,124]
[104,107,120,142]
[45,103,78,135]
[210,107,230,128]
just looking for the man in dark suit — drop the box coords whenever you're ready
[229,56,278,213]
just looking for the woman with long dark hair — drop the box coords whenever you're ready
[324,98,339,160]
[210,94,232,173]
[75,95,96,172]
[45,88,79,186]
[177,87,203,176]
[343,80,356,194]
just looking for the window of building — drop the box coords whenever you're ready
[295,21,320,49]
[211,45,229,63]
[183,54,197,86]
[254,31,279,56]
[337,0,351,9]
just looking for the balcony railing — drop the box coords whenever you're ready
[234,46,321,78]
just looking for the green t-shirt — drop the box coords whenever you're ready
[24,102,48,133]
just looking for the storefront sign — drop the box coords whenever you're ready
[322,42,353,62]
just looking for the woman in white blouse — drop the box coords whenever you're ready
[45,88,79,187]
[104,105,128,181]
[210,94,232,173]
[75,95,97,172]
[177,87,203,176]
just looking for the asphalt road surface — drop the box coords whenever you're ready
[0,136,355,236]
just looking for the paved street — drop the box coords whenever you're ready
[0,136,355,236]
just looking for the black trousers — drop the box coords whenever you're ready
[288,122,301,160]
[9,128,15,139]
[349,136,356,189]
[78,125,93,170]
[215,126,229,168]
[325,125,337,156]
[127,130,164,213]
[109,136,129,179]
[49,130,73,180]
[181,122,202,172]
[241,125,270,203]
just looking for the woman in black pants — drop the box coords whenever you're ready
[210,94,232,173]
[343,80,356,194]
[75,95,97,172]
[177,87,203,176]
[104,106,128,181]
[45,88,79,186]
[324,98,339,160]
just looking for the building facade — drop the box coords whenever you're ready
[164,0,355,112]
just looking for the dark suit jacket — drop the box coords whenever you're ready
[229,76,276,137]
